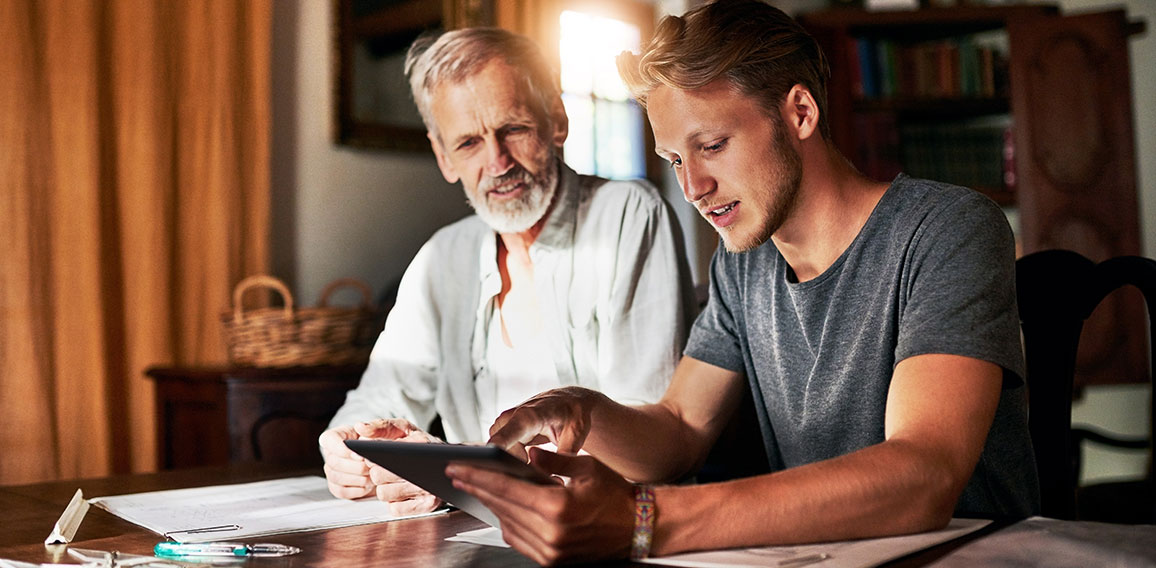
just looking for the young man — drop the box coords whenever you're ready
[319,28,695,516]
[447,1,1039,564]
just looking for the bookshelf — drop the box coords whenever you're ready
[800,5,1055,206]
[801,5,1147,388]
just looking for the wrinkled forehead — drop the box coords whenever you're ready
[430,60,545,140]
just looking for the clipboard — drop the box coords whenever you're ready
[344,439,554,528]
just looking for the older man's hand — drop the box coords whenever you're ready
[320,418,443,515]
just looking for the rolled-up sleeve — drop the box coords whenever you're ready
[585,182,696,405]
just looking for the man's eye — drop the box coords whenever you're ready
[704,139,727,153]
[457,139,477,151]
[669,157,682,169]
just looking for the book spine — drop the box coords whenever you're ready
[858,38,879,98]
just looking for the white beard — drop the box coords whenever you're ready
[470,161,558,234]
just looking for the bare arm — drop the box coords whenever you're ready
[488,355,747,482]
[584,357,748,482]
[652,353,1002,553]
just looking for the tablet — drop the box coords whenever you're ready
[344,439,554,528]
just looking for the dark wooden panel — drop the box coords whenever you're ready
[147,365,364,469]
[150,372,229,469]
[1009,10,1147,388]
[226,373,361,465]
[800,5,1056,36]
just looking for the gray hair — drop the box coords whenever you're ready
[404,27,561,142]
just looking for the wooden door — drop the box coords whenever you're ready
[1009,10,1146,388]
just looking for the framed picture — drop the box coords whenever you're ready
[332,0,495,151]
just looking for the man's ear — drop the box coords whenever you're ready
[549,97,569,148]
[783,84,819,141]
[428,132,460,184]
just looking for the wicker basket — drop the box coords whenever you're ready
[221,275,382,368]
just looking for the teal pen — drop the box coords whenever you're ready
[154,541,301,558]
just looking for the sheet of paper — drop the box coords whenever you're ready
[636,518,990,568]
[929,516,1156,566]
[89,476,445,543]
[447,526,510,548]
[448,518,990,568]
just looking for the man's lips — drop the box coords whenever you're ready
[700,201,739,228]
[487,182,525,198]
[703,202,737,216]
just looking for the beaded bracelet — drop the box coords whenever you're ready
[630,484,657,560]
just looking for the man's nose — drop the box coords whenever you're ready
[682,160,715,203]
[484,139,515,178]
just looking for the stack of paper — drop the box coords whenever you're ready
[90,476,444,543]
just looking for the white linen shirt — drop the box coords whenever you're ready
[328,161,696,443]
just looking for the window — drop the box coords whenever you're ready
[558,10,646,180]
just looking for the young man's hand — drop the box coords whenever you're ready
[488,387,609,459]
[448,447,636,566]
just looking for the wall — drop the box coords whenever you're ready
[271,0,471,307]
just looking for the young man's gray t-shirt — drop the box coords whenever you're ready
[686,174,1040,518]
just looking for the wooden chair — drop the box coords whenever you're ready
[1017,250,1156,521]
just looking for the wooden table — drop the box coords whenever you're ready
[4,465,1152,567]
[0,463,991,568]
[0,464,548,568]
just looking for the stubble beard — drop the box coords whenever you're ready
[720,128,804,253]
[469,157,558,234]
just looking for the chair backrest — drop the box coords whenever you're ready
[1016,250,1156,519]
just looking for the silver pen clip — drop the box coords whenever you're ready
[161,524,241,540]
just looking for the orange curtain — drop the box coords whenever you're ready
[0,0,270,484]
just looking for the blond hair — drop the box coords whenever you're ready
[617,0,831,139]
[405,28,560,142]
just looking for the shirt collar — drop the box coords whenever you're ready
[532,159,580,252]
[477,158,579,285]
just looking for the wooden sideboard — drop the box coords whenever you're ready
[146,364,365,469]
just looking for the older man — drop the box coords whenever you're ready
[319,27,695,515]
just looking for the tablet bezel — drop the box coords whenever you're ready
[344,439,553,528]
